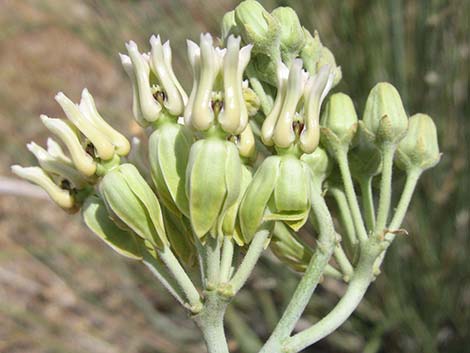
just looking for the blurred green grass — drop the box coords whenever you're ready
[0,1,468,352]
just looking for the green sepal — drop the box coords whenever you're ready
[149,123,192,217]
[300,146,332,185]
[274,156,310,212]
[82,195,143,260]
[99,163,168,249]
[270,221,313,272]
[186,139,241,240]
[161,207,197,267]
[215,142,242,237]
[222,164,253,245]
[239,156,281,243]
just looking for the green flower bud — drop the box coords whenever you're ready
[82,195,144,260]
[271,7,305,63]
[11,165,76,210]
[235,0,273,47]
[362,82,408,145]
[149,122,193,217]
[300,146,332,185]
[300,30,342,87]
[320,92,358,153]
[395,113,441,172]
[270,222,313,272]
[234,0,281,86]
[99,163,168,249]
[239,155,311,243]
[186,139,242,240]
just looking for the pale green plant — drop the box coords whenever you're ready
[11,1,441,352]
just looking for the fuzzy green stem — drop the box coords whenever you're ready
[336,149,369,242]
[229,229,270,294]
[359,176,376,231]
[329,186,358,252]
[157,246,203,312]
[283,242,382,353]
[258,183,337,353]
[333,244,354,279]
[205,236,222,288]
[374,168,422,270]
[219,236,235,283]
[193,292,230,353]
[387,168,421,236]
[247,67,273,115]
[142,251,186,306]
[375,143,396,233]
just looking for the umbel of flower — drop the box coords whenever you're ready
[99,163,169,250]
[12,89,130,210]
[184,33,252,135]
[261,59,335,154]
[120,36,187,126]
[362,82,408,145]
[395,113,441,172]
[239,155,311,243]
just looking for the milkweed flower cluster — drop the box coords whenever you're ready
[12,1,440,353]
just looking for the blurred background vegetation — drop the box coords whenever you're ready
[0,0,468,352]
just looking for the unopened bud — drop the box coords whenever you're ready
[320,92,358,153]
[395,113,441,172]
[271,7,305,63]
[363,82,408,145]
